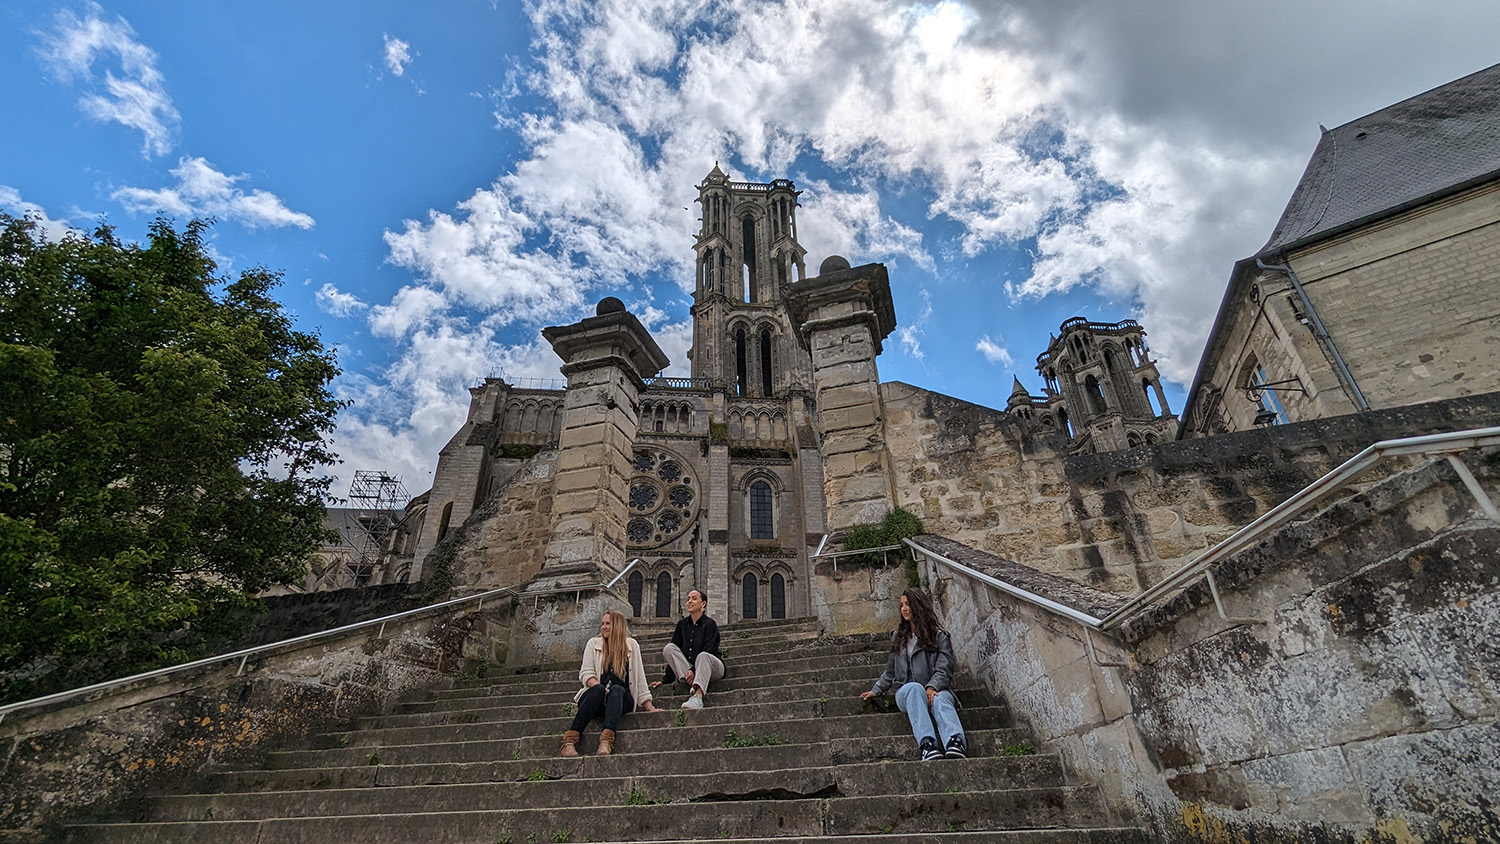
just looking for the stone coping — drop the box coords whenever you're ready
[910,534,1127,620]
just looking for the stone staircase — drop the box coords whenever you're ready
[66,616,1148,842]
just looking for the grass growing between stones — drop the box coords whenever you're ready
[1001,742,1035,756]
[626,788,668,806]
[723,729,783,748]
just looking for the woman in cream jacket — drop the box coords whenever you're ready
[562,610,656,756]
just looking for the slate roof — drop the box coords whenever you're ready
[1259,62,1500,256]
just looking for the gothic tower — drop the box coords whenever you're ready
[690,164,810,395]
[1033,318,1176,452]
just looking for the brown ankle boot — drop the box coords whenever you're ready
[560,729,580,758]
[596,728,616,755]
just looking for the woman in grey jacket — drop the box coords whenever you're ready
[860,588,967,760]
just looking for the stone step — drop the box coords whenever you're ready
[448,644,889,692]
[409,676,990,714]
[578,834,1151,844]
[195,730,1034,795]
[430,659,889,701]
[324,701,1008,749]
[360,690,997,732]
[151,755,1064,821]
[268,715,1017,771]
[69,786,1112,842]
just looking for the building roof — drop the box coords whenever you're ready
[1259,62,1500,256]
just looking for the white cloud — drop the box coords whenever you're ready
[976,334,1013,367]
[112,157,315,230]
[897,288,934,364]
[339,0,1500,492]
[39,3,180,157]
[369,285,449,338]
[316,283,368,318]
[0,186,80,242]
[383,34,414,77]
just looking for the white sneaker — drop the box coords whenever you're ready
[681,693,705,710]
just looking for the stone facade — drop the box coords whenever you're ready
[412,171,851,626]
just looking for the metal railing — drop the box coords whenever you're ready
[0,559,641,723]
[809,542,907,572]
[907,426,1500,639]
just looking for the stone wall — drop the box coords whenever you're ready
[811,556,911,636]
[1291,180,1500,411]
[0,600,511,840]
[884,381,1500,594]
[439,449,558,595]
[924,445,1500,842]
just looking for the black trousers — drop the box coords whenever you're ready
[570,683,634,732]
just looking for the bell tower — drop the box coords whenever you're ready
[1034,318,1176,452]
[690,165,809,396]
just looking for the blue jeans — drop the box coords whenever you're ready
[894,681,965,747]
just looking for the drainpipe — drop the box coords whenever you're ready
[1256,257,1371,412]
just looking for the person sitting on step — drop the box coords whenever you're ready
[652,588,724,710]
[561,610,656,757]
[860,588,968,761]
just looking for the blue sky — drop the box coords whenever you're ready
[4,1,1499,498]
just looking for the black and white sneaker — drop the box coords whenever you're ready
[919,738,942,761]
[944,736,967,759]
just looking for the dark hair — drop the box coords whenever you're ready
[689,589,708,604]
[892,588,940,653]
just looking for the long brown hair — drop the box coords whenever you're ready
[601,610,631,677]
[892,588,940,653]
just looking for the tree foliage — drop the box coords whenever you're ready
[0,215,343,703]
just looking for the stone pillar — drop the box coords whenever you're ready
[705,384,731,611]
[534,298,670,590]
[785,259,898,531]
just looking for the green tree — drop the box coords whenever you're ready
[0,215,344,703]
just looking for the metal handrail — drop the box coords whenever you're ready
[809,543,905,572]
[907,426,1500,636]
[0,558,642,722]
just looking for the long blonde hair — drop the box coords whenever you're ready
[601,610,631,678]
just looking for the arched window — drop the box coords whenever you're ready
[1143,378,1162,416]
[742,216,757,302]
[742,572,758,619]
[628,571,644,617]
[750,481,774,539]
[655,572,673,618]
[436,501,454,541]
[760,329,773,395]
[1058,407,1074,439]
[770,573,786,619]
[1085,375,1107,415]
[735,328,748,396]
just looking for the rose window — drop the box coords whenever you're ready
[626,447,699,548]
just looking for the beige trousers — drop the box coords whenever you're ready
[662,643,725,696]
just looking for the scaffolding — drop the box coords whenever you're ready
[343,470,409,587]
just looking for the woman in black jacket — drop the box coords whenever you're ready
[860,588,967,760]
